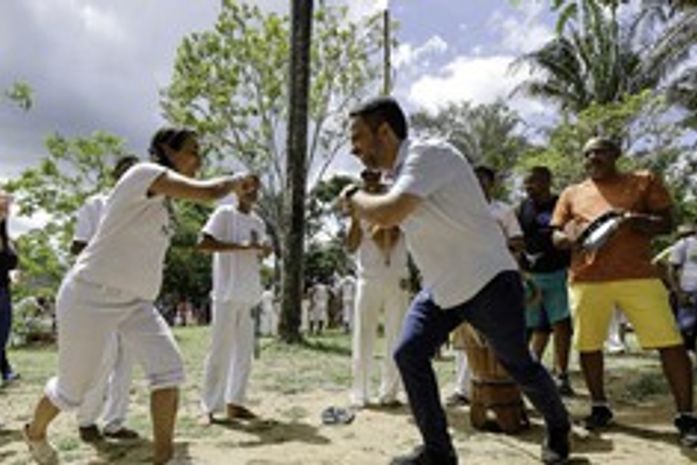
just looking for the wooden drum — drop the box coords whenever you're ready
[456,322,528,434]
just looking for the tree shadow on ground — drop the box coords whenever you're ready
[87,438,193,464]
[209,418,331,448]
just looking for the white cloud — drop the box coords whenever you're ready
[346,0,388,21]
[79,4,127,43]
[407,55,520,111]
[404,54,557,124]
[489,1,553,54]
[394,35,449,69]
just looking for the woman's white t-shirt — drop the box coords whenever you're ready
[72,163,172,301]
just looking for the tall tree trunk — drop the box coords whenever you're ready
[279,0,313,342]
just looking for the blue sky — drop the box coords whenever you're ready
[0,0,559,233]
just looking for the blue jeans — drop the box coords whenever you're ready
[0,285,13,378]
[394,271,570,455]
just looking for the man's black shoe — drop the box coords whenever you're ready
[541,427,570,464]
[390,445,458,465]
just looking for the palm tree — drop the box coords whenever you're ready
[280,0,314,343]
[512,0,697,114]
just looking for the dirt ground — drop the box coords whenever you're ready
[2,329,697,464]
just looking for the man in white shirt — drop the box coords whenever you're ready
[341,97,569,465]
[346,170,410,408]
[259,288,278,336]
[198,174,271,423]
[71,155,140,442]
[308,281,330,335]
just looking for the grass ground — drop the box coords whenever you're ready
[1,326,697,464]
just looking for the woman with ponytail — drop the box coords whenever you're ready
[23,127,258,465]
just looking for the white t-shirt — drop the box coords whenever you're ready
[261,289,275,314]
[72,163,172,301]
[488,200,523,240]
[202,205,266,303]
[338,275,356,303]
[355,220,408,280]
[389,138,517,308]
[670,236,697,292]
[73,193,108,244]
[312,283,330,307]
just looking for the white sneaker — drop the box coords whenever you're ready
[22,424,58,465]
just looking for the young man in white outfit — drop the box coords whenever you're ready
[340,98,569,465]
[347,169,410,408]
[259,288,278,336]
[71,155,140,442]
[337,274,357,332]
[449,165,525,406]
[198,174,271,423]
[309,282,330,335]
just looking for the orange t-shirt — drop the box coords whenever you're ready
[551,170,672,283]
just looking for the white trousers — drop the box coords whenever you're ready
[351,276,408,404]
[342,298,355,329]
[453,349,471,397]
[200,299,255,414]
[77,332,134,431]
[46,276,184,411]
[310,302,328,324]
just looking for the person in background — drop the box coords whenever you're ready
[669,223,697,355]
[517,166,574,396]
[198,173,272,424]
[346,169,410,409]
[71,155,140,443]
[0,191,19,386]
[448,165,525,406]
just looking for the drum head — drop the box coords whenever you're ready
[577,211,623,252]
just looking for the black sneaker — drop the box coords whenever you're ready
[583,405,614,430]
[541,427,570,464]
[675,414,697,447]
[390,445,458,465]
[445,393,470,407]
[555,374,575,397]
[78,424,103,443]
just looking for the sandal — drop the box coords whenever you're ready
[22,424,58,465]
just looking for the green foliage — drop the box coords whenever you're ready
[4,81,33,110]
[3,132,129,298]
[411,100,531,198]
[160,202,214,308]
[515,92,696,227]
[161,0,384,249]
[304,238,351,287]
[512,0,696,114]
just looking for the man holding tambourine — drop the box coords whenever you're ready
[551,136,697,447]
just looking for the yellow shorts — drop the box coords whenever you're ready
[569,279,681,352]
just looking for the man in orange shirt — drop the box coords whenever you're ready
[552,137,697,445]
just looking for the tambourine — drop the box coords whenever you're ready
[576,210,624,252]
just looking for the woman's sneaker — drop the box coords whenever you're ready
[22,424,58,465]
